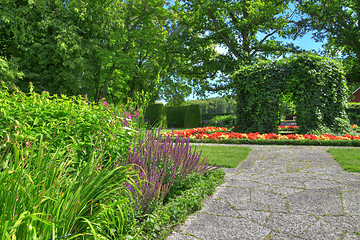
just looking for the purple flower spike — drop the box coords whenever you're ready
[123,129,221,214]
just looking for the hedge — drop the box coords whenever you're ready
[166,105,202,128]
[184,105,202,128]
[165,106,188,128]
[346,103,360,125]
[144,104,167,129]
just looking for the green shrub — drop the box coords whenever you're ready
[144,103,167,129]
[165,106,188,128]
[0,81,139,160]
[346,103,360,125]
[233,53,350,134]
[205,114,236,127]
[184,104,202,128]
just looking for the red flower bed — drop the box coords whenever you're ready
[165,127,360,141]
[278,125,300,130]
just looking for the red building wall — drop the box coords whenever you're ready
[347,88,360,102]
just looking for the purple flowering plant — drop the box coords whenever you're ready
[123,130,220,214]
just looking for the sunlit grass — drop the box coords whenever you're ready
[193,145,252,168]
[327,148,360,172]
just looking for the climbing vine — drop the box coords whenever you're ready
[232,53,350,134]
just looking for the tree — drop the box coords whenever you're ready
[296,0,360,84]
[0,0,185,106]
[0,0,97,95]
[171,0,302,93]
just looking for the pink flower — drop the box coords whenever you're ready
[103,101,108,106]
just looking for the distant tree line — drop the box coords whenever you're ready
[183,97,236,115]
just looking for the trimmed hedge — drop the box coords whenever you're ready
[185,105,202,128]
[165,106,188,128]
[166,105,202,128]
[144,104,167,129]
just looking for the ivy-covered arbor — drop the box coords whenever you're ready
[232,53,350,134]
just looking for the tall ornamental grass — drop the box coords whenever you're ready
[124,130,221,214]
[0,132,139,239]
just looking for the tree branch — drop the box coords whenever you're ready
[250,29,278,57]
[207,12,241,59]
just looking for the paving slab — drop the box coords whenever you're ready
[168,145,360,240]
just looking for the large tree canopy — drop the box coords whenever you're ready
[170,0,303,94]
[1,0,358,106]
[0,0,185,104]
[296,0,360,84]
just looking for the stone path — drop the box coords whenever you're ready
[168,145,360,240]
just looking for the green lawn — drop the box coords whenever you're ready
[161,128,186,133]
[193,145,252,168]
[327,148,360,172]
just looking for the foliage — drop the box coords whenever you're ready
[346,103,360,125]
[123,130,220,215]
[0,0,193,105]
[0,57,23,86]
[195,145,252,168]
[170,0,302,96]
[165,106,188,128]
[165,105,203,128]
[127,169,225,239]
[204,114,237,128]
[184,97,237,115]
[327,148,360,172]
[280,96,296,120]
[144,103,167,129]
[184,104,202,128]
[0,135,138,239]
[295,0,360,87]
[232,53,350,134]
[0,81,140,160]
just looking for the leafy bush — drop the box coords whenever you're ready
[144,103,167,129]
[346,103,360,125]
[233,53,350,134]
[204,114,236,127]
[185,104,202,128]
[0,81,140,160]
[184,96,236,115]
[165,106,188,128]
[0,81,225,239]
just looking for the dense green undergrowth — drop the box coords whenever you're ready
[0,82,224,239]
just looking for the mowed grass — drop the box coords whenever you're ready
[327,148,360,172]
[193,145,252,168]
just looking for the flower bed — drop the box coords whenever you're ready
[165,127,360,146]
